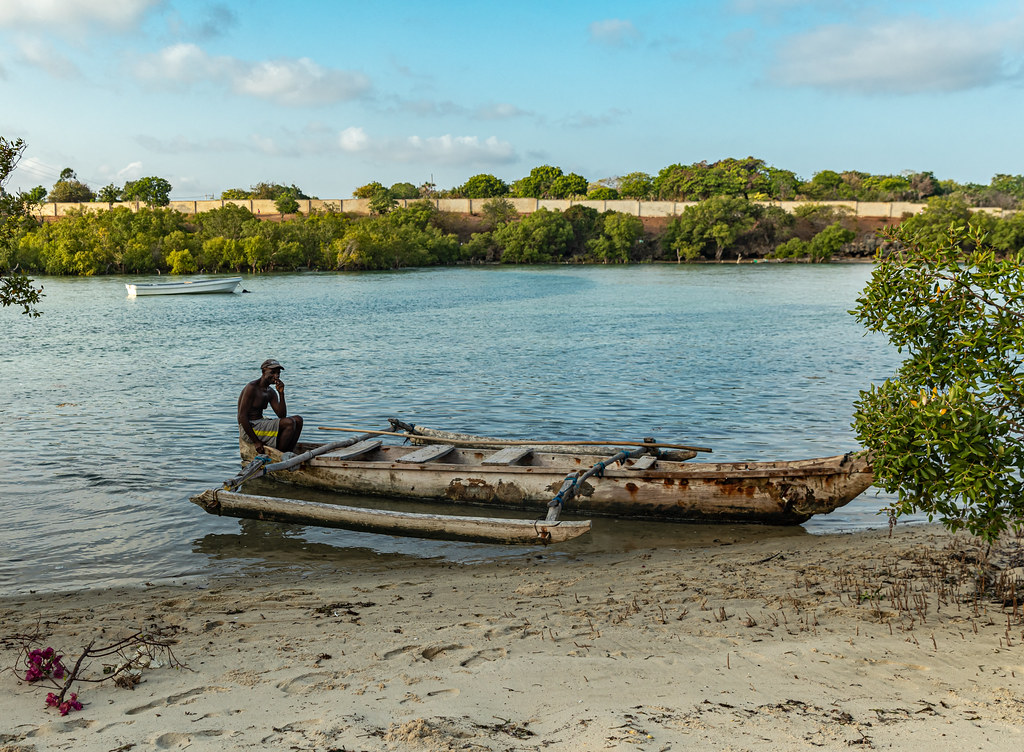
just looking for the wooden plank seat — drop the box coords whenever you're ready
[319,439,383,461]
[481,446,535,465]
[628,454,659,471]
[395,443,456,464]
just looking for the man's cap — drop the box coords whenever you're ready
[261,359,284,371]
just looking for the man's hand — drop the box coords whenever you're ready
[255,442,266,454]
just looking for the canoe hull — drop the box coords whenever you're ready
[241,441,873,525]
[126,277,242,296]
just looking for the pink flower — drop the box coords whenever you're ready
[45,692,82,715]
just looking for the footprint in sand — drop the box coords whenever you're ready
[383,645,419,660]
[152,730,223,749]
[427,688,461,698]
[421,644,464,661]
[275,672,343,694]
[25,718,97,736]
[126,687,221,715]
[460,648,507,667]
[382,643,467,662]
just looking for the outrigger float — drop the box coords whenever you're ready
[190,419,873,546]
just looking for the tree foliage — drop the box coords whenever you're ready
[589,212,643,262]
[512,165,564,199]
[368,189,398,215]
[654,157,787,201]
[809,222,856,261]
[334,201,459,270]
[353,181,386,199]
[48,169,95,203]
[222,182,311,201]
[1,136,43,315]
[617,172,654,200]
[479,197,518,230]
[97,184,122,203]
[662,196,762,261]
[548,172,587,199]
[275,194,300,214]
[587,186,619,200]
[562,205,603,257]
[852,224,1024,540]
[389,182,420,199]
[123,176,172,206]
[493,208,573,262]
[459,173,509,198]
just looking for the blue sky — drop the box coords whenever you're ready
[2,0,1023,199]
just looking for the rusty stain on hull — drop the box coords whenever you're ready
[445,478,529,505]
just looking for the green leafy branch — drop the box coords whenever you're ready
[852,223,1024,541]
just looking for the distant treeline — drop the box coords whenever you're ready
[348,158,1024,209]
[32,156,1024,211]
[3,195,1022,275]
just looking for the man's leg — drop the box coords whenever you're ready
[278,415,303,452]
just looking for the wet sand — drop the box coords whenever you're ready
[2,523,1023,751]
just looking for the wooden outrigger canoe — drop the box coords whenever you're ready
[211,423,873,528]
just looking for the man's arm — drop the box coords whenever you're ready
[237,383,265,451]
[269,376,287,418]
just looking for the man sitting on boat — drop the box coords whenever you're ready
[238,359,303,454]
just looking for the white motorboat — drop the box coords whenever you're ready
[125,277,242,297]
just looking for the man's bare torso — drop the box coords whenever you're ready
[239,380,273,422]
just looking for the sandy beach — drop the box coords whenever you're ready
[2,522,1023,751]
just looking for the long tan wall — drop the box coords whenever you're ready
[29,198,1013,220]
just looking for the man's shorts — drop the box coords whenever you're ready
[241,418,280,448]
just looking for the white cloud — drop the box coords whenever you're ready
[0,0,158,31]
[390,99,532,122]
[337,128,516,166]
[397,135,516,166]
[397,99,466,117]
[116,161,144,181]
[474,102,531,120]
[136,44,371,106]
[137,124,515,169]
[589,19,640,47]
[234,57,370,106]
[772,16,1022,93]
[136,134,243,154]
[15,36,81,78]
[248,135,282,156]
[339,127,370,152]
[138,42,213,81]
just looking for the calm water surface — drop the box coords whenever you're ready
[1,265,906,596]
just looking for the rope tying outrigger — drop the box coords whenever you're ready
[545,447,648,523]
[224,454,272,491]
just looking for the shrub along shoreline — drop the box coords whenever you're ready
[3,195,1020,276]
